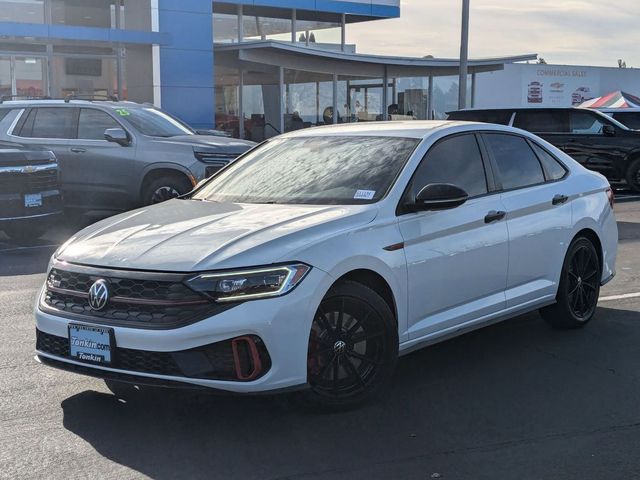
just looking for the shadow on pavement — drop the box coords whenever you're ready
[60,306,640,480]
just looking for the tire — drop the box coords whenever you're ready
[1,221,49,244]
[540,236,601,329]
[143,174,193,205]
[298,280,398,410]
[625,158,640,193]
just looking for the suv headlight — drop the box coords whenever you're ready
[186,264,311,302]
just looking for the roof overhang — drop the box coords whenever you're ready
[214,41,538,79]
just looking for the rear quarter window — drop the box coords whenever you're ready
[448,110,512,125]
[514,110,569,133]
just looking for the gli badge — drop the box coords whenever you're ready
[88,279,110,311]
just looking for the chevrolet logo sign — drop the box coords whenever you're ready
[22,166,37,173]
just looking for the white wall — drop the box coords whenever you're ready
[475,63,640,108]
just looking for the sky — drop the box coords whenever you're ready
[347,0,639,68]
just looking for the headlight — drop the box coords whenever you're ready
[186,264,311,302]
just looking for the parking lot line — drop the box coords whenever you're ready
[599,292,640,302]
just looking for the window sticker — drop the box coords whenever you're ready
[115,108,130,116]
[354,189,376,200]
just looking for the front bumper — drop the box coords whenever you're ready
[35,267,332,393]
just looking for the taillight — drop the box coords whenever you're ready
[606,187,615,209]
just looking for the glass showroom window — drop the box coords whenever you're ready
[243,7,293,42]
[213,12,239,43]
[432,74,472,119]
[284,69,333,132]
[51,52,118,98]
[51,0,122,28]
[14,57,46,97]
[391,77,429,120]
[342,77,385,122]
[214,66,241,137]
[122,45,153,103]
[0,0,45,23]
[295,19,341,46]
[0,58,11,97]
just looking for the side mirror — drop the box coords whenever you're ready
[602,124,616,137]
[104,127,130,146]
[412,183,469,211]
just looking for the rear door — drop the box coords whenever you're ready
[68,108,138,211]
[398,133,509,340]
[482,133,573,308]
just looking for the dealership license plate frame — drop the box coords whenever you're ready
[68,324,115,365]
[24,193,42,208]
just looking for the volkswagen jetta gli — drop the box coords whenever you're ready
[35,121,617,409]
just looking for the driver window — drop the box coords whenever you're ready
[407,134,488,201]
[570,111,606,134]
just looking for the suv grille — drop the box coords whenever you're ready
[36,329,271,381]
[42,266,230,328]
[0,169,58,194]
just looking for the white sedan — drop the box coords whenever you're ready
[35,121,617,409]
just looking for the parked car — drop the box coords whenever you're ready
[448,107,640,192]
[597,107,640,130]
[0,97,255,213]
[0,140,62,242]
[35,121,617,409]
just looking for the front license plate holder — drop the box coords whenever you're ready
[68,324,114,365]
[24,193,43,208]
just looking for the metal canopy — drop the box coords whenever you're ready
[215,40,538,78]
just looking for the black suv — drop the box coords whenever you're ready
[0,141,62,242]
[448,107,640,192]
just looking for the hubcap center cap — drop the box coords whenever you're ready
[578,276,583,285]
[333,340,347,355]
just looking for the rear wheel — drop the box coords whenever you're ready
[626,158,640,193]
[300,281,398,410]
[143,174,193,205]
[540,237,601,329]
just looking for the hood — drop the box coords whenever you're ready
[153,135,255,154]
[57,199,377,272]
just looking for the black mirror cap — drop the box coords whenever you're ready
[413,183,469,211]
[603,124,616,136]
[104,127,130,146]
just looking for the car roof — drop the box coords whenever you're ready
[598,107,640,113]
[280,120,519,140]
[450,106,595,112]
[0,99,150,110]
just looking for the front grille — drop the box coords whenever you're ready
[0,169,58,194]
[42,266,231,328]
[36,329,271,381]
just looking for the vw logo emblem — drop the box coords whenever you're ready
[88,279,110,311]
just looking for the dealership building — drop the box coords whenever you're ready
[5,1,634,141]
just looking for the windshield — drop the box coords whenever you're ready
[192,136,419,205]
[118,107,194,137]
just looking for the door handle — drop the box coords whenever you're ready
[70,147,86,153]
[484,210,506,223]
[552,194,569,205]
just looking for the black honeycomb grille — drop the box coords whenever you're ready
[42,268,229,328]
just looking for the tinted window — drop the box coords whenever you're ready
[20,107,76,138]
[530,143,567,181]
[194,136,419,205]
[447,110,512,125]
[570,111,606,134]
[612,112,640,130]
[514,110,569,133]
[407,134,487,199]
[484,134,545,190]
[78,109,121,140]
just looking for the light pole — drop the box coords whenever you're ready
[458,0,470,109]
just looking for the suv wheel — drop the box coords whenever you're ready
[299,280,398,410]
[143,175,193,205]
[626,158,640,193]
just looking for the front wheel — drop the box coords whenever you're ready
[143,175,193,205]
[540,237,601,329]
[626,158,640,193]
[300,281,398,410]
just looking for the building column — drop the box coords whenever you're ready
[156,0,215,128]
[427,75,434,119]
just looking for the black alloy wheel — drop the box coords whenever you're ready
[540,237,601,328]
[626,158,640,193]
[303,281,398,409]
[151,185,181,204]
[143,175,193,205]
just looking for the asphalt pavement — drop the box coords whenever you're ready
[1,199,639,480]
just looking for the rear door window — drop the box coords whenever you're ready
[569,111,607,134]
[18,107,77,139]
[514,110,569,133]
[483,133,545,190]
[77,108,121,140]
[612,112,640,130]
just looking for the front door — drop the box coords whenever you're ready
[398,133,509,340]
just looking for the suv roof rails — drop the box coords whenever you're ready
[0,95,52,104]
[64,94,119,103]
